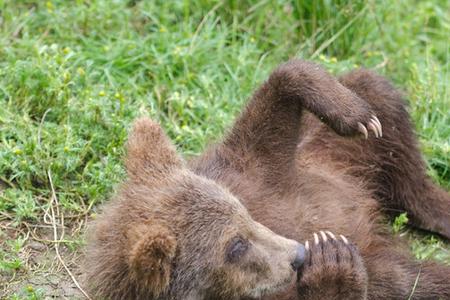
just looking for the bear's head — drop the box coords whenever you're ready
[85,118,305,300]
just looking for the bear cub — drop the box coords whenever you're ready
[85,59,450,300]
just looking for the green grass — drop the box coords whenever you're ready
[0,0,449,298]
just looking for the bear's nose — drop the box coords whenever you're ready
[290,243,306,271]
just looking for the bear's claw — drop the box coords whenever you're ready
[357,115,382,139]
[305,231,350,255]
[357,122,368,139]
[319,231,327,242]
[298,231,368,299]
[325,230,336,240]
[340,234,349,244]
[313,232,319,245]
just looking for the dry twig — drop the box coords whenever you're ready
[47,170,92,300]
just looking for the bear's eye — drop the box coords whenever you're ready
[227,237,249,263]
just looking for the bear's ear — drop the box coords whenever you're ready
[127,223,177,297]
[125,117,183,183]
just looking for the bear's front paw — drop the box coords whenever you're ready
[322,98,382,140]
[356,116,382,139]
[297,231,368,300]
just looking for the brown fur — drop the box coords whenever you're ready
[85,59,450,299]
[127,223,176,297]
[85,120,304,299]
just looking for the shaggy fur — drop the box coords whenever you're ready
[85,59,450,299]
[85,118,304,299]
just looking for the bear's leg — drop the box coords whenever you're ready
[193,60,381,190]
[338,69,450,239]
[363,247,450,299]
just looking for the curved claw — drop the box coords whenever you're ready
[371,116,383,137]
[313,233,319,245]
[325,231,337,240]
[319,231,327,242]
[367,122,379,138]
[340,235,349,245]
[373,116,381,127]
[357,122,368,139]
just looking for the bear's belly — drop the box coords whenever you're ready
[243,166,380,246]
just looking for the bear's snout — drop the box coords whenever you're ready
[290,243,306,271]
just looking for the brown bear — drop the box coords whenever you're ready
[85,59,450,299]
[84,118,308,299]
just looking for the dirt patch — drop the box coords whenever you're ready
[0,222,86,299]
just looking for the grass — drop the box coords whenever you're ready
[0,0,449,298]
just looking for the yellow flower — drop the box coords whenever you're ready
[98,90,106,97]
[13,148,23,155]
[115,92,125,102]
[63,72,71,82]
[77,67,85,76]
[46,1,54,12]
